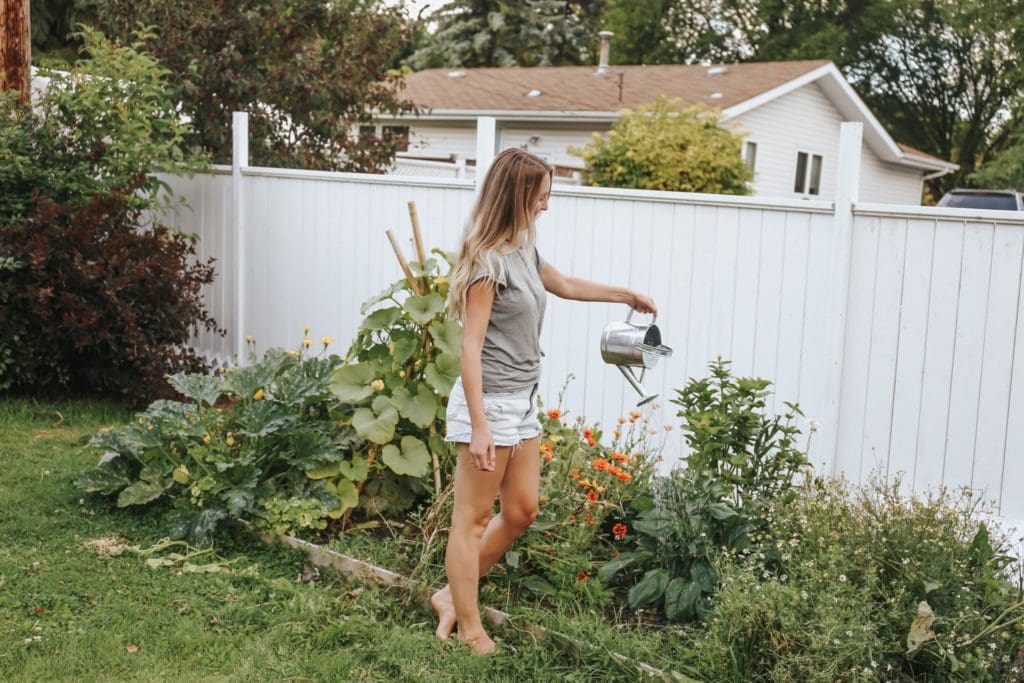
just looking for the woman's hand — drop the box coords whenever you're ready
[628,291,658,315]
[468,425,497,472]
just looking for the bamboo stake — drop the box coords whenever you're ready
[386,228,424,295]
[407,201,427,264]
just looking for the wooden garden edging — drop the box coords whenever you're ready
[249,526,695,681]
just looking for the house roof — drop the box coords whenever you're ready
[396,60,957,175]
[399,60,831,114]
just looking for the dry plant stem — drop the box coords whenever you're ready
[385,229,424,295]
[407,201,427,263]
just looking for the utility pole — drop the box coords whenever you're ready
[1,0,32,104]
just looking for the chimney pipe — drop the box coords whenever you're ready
[596,31,613,75]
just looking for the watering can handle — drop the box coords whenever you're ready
[625,307,657,326]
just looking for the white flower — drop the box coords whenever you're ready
[838,574,847,582]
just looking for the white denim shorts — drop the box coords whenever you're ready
[445,377,541,447]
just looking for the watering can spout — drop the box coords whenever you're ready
[601,308,673,406]
[617,366,658,406]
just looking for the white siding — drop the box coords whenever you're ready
[860,147,925,204]
[407,123,478,159]
[730,83,844,200]
[498,124,608,167]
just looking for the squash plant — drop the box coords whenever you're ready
[328,249,461,519]
[75,248,460,542]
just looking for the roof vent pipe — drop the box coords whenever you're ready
[596,31,614,75]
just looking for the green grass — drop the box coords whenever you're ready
[0,399,695,681]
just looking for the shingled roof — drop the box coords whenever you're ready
[400,60,831,113]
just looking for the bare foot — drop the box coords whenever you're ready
[430,586,457,640]
[458,632,497,656]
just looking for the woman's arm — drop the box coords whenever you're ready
[540,262,657,314]
[460,280,498,471]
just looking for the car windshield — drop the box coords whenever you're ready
[939,193,1019,210]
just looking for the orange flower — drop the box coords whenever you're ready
[586,436,597,447]
[611,549,620,558]
[616,471,632,482]
[543,453,554,462]
[592,458,610,472]
[612,522,628,540]
[587,491,598,502]
[570,468,581,480]
[584,517,595,525]
[582,427,594,437]
[611,451,628,464]
[629,416,638,423]
[613,430,621,439]
[629,410,642,419]
[539,442,554,456]
[577,571,589,581]
[547,409,562,420]
[617,417,626,425]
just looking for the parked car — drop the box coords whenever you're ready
[936,188,1024,211]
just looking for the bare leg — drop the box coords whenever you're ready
[433,437,541,642]
[441,443,512,654]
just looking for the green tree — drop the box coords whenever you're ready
[971,132,1024,190]
[81,0,415,171]
[571,97,752,194]
[408,0,606,69]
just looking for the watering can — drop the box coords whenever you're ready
[600,309,674,406]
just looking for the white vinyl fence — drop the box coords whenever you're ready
[162,119,1024,523]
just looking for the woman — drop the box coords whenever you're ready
[431,148,657,655]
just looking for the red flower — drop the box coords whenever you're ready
[547,409,562,420]
[612,523,628,540]
[611,451,628,464]
[582,427,594,438]
[586,491,598,502]
[577,571,589,581]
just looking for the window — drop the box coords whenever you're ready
[382,125,410,152]
[794,151,823,195]
[358,125,376,140]
[743,141,758,173]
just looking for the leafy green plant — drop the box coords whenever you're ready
[328,250,460,519]
[696,476,1024,681]
[75,343,354,543]
[571,97,753,194]
[601,359,808,621]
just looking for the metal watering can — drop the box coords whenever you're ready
[600,309,674,405]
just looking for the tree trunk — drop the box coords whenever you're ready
[1,0,31,104]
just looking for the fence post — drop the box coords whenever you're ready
[474,116,496,193]
[232,111,249,366]
[821,122,863,474]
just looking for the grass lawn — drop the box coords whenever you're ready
[0,398,695,682]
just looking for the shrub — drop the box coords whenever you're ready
[571,96,753,194]
[0,189,218,399]
[0,27,213,399]
[696,477,1024,681]
[601,359,807,621]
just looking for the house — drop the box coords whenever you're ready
[375,50,956,204]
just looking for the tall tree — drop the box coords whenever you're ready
[83,0,415,171]
[408,0,606,69]
[2,0,32,102]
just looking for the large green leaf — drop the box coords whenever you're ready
[361,306,402,331]
[74,456,134,495]
[117,479,167,507]
[519,575,556,597]
[338,454,369,482]
[287,430,339,469]
[424,352,460,397]
[305,461,341,480]
[627,568,670,608]
[664,578,703,622]
[235,401,296,437]
[597,551,641,584]
[428,318,462,356]
[352,406,398,444]
[380,436,430,477]
[329,363,374,402]
[326,478,359,518]
[360,281,405,315]
[166,372,224,407]
[389,331,420,365]
[409,257,438,276]
[403,293,444,325]
[225,351,295,397]
[389,386,438,428]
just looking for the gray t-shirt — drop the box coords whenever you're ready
[472,244,547,393]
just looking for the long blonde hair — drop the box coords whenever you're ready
[448,148,553,320]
